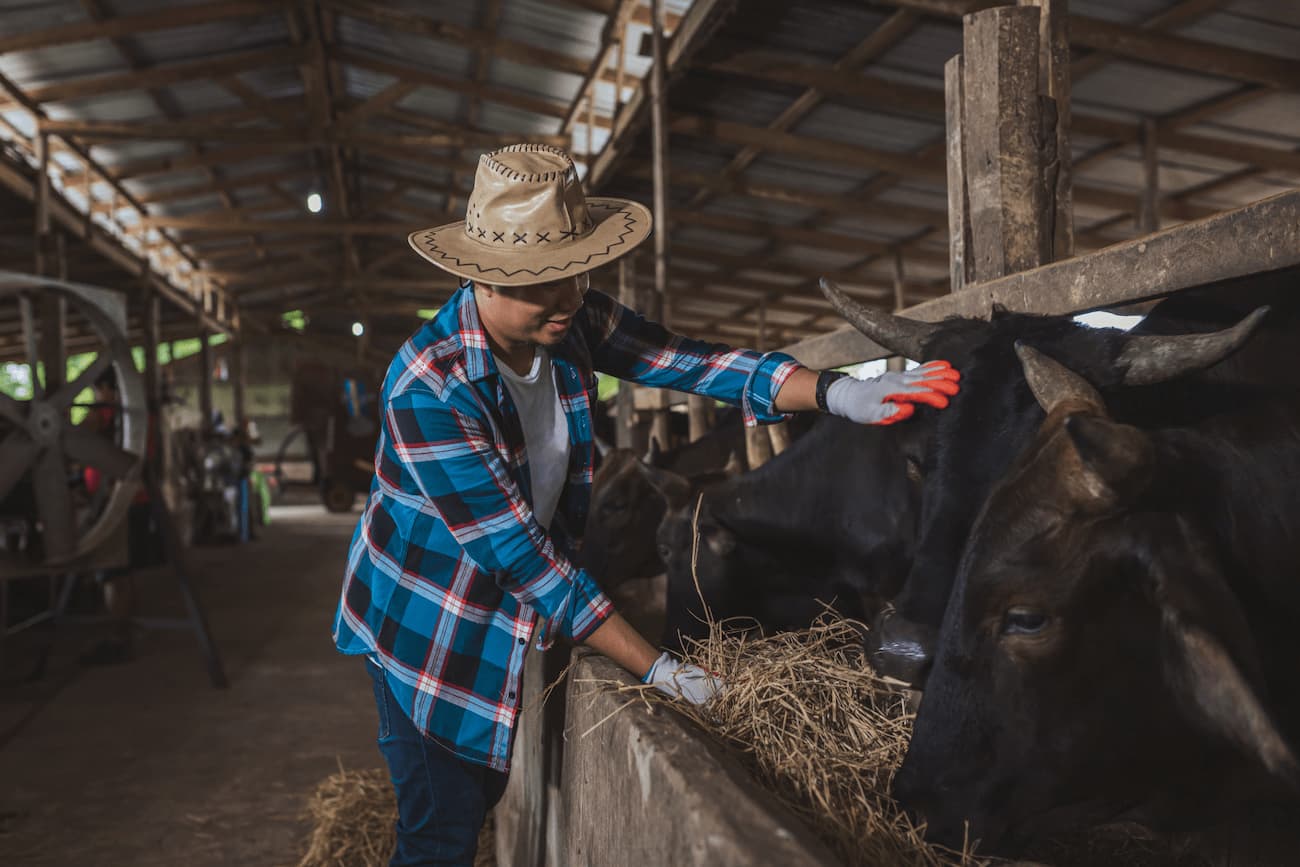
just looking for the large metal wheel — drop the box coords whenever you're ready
[0,274,146,569]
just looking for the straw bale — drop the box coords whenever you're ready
[297,763,496,867]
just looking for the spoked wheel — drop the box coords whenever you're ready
[0,276,146,569]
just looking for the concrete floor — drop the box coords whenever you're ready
[0,498,380,867]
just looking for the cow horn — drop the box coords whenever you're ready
[1116,305,1270,385]
[1015,342,1104,413]
[818,278,941,360]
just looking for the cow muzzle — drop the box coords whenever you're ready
[865,607,936,685]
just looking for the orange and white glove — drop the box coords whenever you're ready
[824,361,961,426]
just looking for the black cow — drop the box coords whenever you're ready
[893,346,1300,852]
[579,408,810,590]
[653,415,920,651]
[819,275,1294,684]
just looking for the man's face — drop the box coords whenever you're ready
[476,273,589,347]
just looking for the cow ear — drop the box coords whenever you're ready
[1164,618,1298,785]
[640,464,691,511]
[1148,529,1299,785]
[1063,414,1154,506]
[645,435,664,467]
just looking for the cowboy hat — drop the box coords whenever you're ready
[408,144,652,287]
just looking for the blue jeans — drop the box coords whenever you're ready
[366,659,509,866]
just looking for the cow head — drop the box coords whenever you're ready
[580,448,676,589]
[892,346,1296,852]
[819,278,1269,686]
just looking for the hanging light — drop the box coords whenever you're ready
[351,321,365,337]
[306,192,323,214]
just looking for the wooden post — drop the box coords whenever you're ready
[614,27,627,118]
[1139,117,1160,234]
[231,335,247,426]
[944,56,972,292]
[687,394,710,442]
[616,256,636,450]
[1020,0,1073,260]
[142,287,161,410]
[585,94,595,169]
[649,0,675,453]
[33,134,66,395]
[197,326,214,433]
[962,6,1047,282]
[34,132,51,277]
[141,286,162,481]
[649,0,669,327]
[887,247,908,372]
[745,301,773,470]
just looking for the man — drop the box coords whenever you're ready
[333,143,959,866]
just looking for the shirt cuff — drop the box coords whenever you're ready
[534,568,615,650]
[740,352,803,426]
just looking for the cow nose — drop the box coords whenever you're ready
[866,608,935,686]
[892,770,972,851]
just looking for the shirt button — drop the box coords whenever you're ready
[518,637,526,645]
[508,691,516,700]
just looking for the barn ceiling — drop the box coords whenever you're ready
[0,0,1297,352]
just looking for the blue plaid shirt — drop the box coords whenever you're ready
[334,284,801,770]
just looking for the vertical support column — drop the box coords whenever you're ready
[616,256,637,451]
[944,56,972,292]
[1020,0,1073,260]
[33,133,66,396]
[962,6,1047,282]
[197,325,214,434]
[1139,117,1160,235]
[231,334,248,428]
[744,301,772,471]
[687,394,710,443]
[141,286,162,483]
[887,247,908,373]
[648,0,669,327]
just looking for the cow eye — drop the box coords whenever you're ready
[656,543,671,559]
[1001,608,1049,635]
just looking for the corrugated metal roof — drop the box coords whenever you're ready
[0,0,1294,343]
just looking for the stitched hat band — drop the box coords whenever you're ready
[408,144,652,287]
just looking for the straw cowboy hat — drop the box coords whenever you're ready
[408,143,652,287]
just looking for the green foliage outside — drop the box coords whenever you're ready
[596,372,620,402]
[282,309,308,332]
[0,332,229,424]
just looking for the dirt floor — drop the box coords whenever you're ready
[0,494,382,867]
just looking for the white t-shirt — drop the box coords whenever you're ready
[497,349,571,530]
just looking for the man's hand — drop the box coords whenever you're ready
[643,652,723,705]
[825,360,960,426]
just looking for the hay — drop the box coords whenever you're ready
[669,614,983,867]
[297,763,497,867]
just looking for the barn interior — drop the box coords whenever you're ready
[1,1,1299,865]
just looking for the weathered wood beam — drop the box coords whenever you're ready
[25,45,310,104]
[702,52,1300,177]
[784,190,1300,368]
[134,216,430,235]
[0,1,279,55]
[338,48,568,119]
[880,1,1300,92]
[587,0,737,189]
[322,0,588,77]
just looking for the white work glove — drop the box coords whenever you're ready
[642,652,723,705]
[825,360,961,426]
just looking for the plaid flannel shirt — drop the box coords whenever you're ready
[333,283,801,771]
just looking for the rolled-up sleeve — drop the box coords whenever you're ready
[387,387,613,647]
[582,290,803,426]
